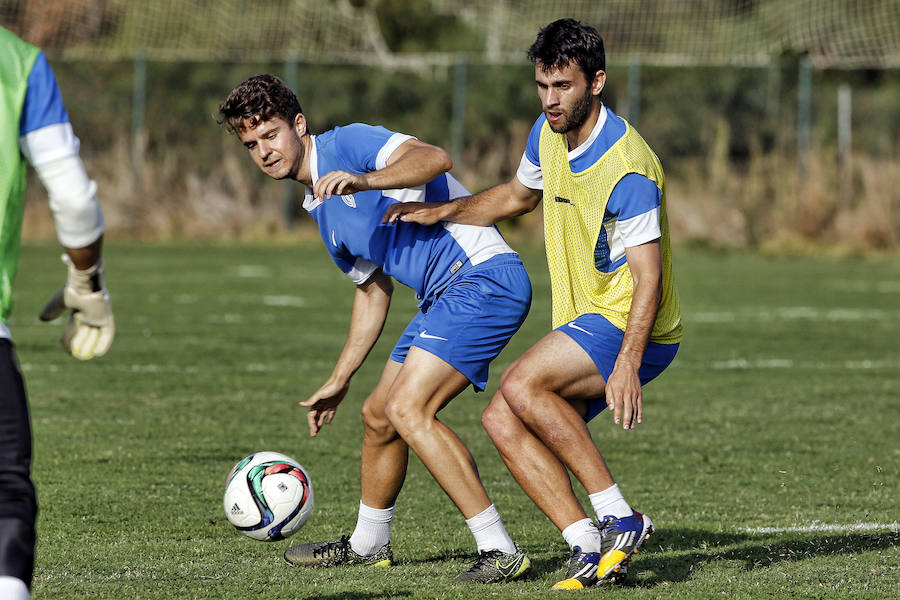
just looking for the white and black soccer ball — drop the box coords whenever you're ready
[223,451,314,541]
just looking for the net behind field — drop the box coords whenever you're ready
[2,0,899,67]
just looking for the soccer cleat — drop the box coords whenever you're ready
[551,546,602,590]
[453,547,531,583]
[283,535,393,568]
[595,510,654,583]
[551,549,629,590]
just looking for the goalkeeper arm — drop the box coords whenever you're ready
[29,152,114,360]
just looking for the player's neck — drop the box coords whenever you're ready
[294,134,314,186]
[565,102,602,151]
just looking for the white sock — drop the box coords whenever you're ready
[561,518,603,552]
[0,577,29,600]
[465,504,517,554]
[349,501,394,556]
[589,483,633,520]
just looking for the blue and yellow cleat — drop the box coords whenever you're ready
[551,547,602,590]
[595,510,653,583]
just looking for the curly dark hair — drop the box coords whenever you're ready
[527,18,605,84]
[217,74,303,134]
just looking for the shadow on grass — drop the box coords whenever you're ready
[628,528,899,586]
[392,547,478,566]
[310,593,411,600]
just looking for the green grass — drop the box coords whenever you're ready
[10,241,898,599]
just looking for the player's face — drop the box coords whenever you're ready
[237,114,306,181]
[535,62,605,136]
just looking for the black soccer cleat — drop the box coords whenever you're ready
[283,535,393,568]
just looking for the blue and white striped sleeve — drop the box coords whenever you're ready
[607,173,661,247]
[18,52,104,248]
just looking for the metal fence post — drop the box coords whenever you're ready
[132,52,147,188]
[451,56,468,169]
[627,55,641,127]
[283,53,300,229]
[838,83,852,201]
[797,56,812,186]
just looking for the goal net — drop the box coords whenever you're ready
[2,0,898,68]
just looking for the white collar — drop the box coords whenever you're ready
[302,134,321,211]
[567,103,607,161]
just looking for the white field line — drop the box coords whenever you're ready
[234,265,271,278]
[262,295,306,307]
[708,358,900,370]
[826,280,900,293]
[745,521,899,534]
[690,307,900,323]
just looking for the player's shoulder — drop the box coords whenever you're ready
[0,25,36,55]
[330,122,397,153]
[602,108,628,141]
[333,122,394,140]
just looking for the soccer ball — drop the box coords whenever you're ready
[223,451,314,541]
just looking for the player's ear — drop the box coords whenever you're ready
[591,70,606,96]
[293,113,307,137]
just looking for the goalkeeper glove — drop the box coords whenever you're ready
[39,256,115,360]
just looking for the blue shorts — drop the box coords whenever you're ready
[557,313,679,421]
[390,254,531,391]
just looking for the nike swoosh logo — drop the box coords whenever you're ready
[567,322,594,336]
[331,230,338,247]
[419,331,448,341]
[495,554,526,578]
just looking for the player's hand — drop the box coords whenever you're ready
[605,363,642,430]
[314,170,369,200]
[381,201,448,226]
[299,378,350,437]
[39,256,114,360]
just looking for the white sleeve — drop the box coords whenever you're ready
[515,152,543,190]
[346,258,378,285]
[375,133,415,170]
[32,155,105,249]
[618,207,661,248]
[19,122,80,166]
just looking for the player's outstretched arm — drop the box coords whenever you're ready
[382,177,542,227]
[313,138,452,199]
[604,239,662,430]
[299,271,393,436]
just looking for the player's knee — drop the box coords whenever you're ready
[481,393,511,439]
[360,397,395,443]
[383,395,424,437]
[498,371,531,417]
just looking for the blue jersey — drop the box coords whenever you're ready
[302,123,514,303]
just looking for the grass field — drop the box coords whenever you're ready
[10,240,899,599]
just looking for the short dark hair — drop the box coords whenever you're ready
[527,18,605,83]
[217,74,303,134]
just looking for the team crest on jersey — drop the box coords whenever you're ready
[342,194,356,208]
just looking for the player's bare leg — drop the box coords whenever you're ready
[359,359,408,510]
[497,331,615,494]
[385,346,530,582]
[384,346,489,519]
[489,331,653,588]
[482,389,591,532]
[285,360,406,568]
